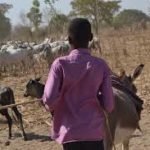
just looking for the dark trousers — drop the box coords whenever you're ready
[63,140,104,150]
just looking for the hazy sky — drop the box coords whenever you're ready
[1,0,150,25]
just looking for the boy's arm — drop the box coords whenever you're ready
[42,59,63,111]
[99,63,114,113]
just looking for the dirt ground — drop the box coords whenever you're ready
[0,30,150,150]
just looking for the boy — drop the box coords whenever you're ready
[42,18,114,150]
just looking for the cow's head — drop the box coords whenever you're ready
[24,77,44,99]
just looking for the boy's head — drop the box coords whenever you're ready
[68,18,93,49]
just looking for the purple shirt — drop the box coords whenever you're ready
[42,48,114,144]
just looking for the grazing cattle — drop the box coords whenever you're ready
[32,40,70,65]
[0,86,27,140]
[29,41,70,64]
[51,44,70,55]
[0,48,33,73]
[0,39,71,73]
[0,40,45,74]
[0,41,35,72]
[24,64,144,150]
[32,43,52,66]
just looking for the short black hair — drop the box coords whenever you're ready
[68,18,92,47]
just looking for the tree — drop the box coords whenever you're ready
[0,3,12,40]
[27,0,42,32]
[12,25,33,41]
[70,0,120,35]
[0,12,11,40]
[11,12,34,41]
[44,0,58,12]
[0,3,12,14]
[113,9,150,29]
[43,0,58,23]
[19,11,30,26]
[43,0,58,34]
[49,13,69,36]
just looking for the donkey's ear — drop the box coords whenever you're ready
[131,64,144,81]
[118,69,126,80]
[35,77,41,82]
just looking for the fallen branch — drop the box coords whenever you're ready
[44,121,51,126]
[0,100,40,110]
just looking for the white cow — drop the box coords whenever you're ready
[0,46,33,73]
[50,41,70,55]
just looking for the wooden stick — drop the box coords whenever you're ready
[44,121,51,126]
[0,100,40,110]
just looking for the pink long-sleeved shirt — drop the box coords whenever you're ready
[42,48,114,144]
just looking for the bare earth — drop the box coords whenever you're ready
[0,30,150,150]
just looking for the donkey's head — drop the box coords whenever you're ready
[119,64,144,93]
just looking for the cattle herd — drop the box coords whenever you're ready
[0,38,71,74]
[0,37,100,75]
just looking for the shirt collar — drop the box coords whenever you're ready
[69,48,91,55]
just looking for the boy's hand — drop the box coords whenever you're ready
[50,111,54,117]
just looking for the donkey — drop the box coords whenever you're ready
[104,64,144,150]
[24,64,144,150]
[0,86,27,140]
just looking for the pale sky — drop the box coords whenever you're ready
[0,0,150,25]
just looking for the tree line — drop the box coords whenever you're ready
[0,0,150,41]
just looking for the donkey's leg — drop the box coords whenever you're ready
[104,139,113,150]
[104,115,117,150]
[104,128,115,150]
[12,107,27,141]
[2,109,13,139]
[122,139,129,150]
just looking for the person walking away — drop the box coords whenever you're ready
[42,18,114,150]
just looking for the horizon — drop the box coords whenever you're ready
[1,0,150,26]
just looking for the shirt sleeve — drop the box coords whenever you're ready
[42,59,63,111]
[99,62,114,113]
